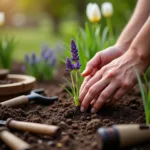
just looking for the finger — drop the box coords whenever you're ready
[110,88,131,105]
[90,94,99,106]
[79,70,103,103]
[80,79,109,112]
[91,82,119,113]
[80,68,99,93]
[80,75,91,93]
[81,53,101,77]
[90,99,96,106]
[85,70,103,90]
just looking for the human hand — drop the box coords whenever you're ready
[80,44,126,93]
[79,50,148,113]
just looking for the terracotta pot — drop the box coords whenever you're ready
[0,74,36,102]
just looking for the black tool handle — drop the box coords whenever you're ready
[0,96,29,107]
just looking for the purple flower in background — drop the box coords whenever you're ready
[41,45,55,62]
[30,52,37,65]
[71,40,79,62]
[66,58,75,72]
[24,54,29,63]
[51,57,56,67]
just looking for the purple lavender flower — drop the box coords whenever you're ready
[24,54,29,63]
[75,61,81,70]
[51,57,56,67]
[30,52,37,65]
[42,48,54,62]
[66,58,75,72]
[71,40,79,62]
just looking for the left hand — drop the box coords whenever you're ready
[79,50,147,113]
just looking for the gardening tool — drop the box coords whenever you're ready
[96,124,150,150]
[0,88,58,107]
[0,118,61,138]
[0,127,30,150]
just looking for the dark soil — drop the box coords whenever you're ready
[0,63,150,150]
[0,79,17,85]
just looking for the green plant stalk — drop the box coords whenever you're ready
[135,68,149,124]
[106,17,113,38]
[75,70,78,96]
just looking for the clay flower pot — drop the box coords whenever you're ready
[0,74,36,102]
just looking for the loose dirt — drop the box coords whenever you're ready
[0,65,150,150]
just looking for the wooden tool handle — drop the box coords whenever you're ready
[7,119,61,137]
[114,124,150,147]
[0,96,28,107]
[97,124,150,150]
[0,129,30,150]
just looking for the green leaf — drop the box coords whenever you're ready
[59,84,74,98]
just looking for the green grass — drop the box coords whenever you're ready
[0,26,60,61]
[0,20,79,62]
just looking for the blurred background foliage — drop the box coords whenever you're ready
[0,0,136,61]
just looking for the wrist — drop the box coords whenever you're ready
[127,46,150,72]
[115,40,131,53]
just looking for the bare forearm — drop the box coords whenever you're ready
[129,16,150,70]
[116,0,150,50]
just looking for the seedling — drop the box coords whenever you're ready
[61,40,82,106]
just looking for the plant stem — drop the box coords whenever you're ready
[76,70,79,97]
[106,17,113,38]
[70,72,75,89]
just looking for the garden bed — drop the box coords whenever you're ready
[0,65,150,150]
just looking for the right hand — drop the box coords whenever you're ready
[80,45,126,94]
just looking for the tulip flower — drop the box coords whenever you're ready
[86,3,101,23]
[101,2,113,18]
[101,2,114,38]
[0,12,5,26]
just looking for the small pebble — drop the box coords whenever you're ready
[57,143,62,148]
[38,140,43,144]
[66,119,72,125]
[80,116,86,121]
[86,116,91,120]
[47,141,55,146]
[72,123,78,129]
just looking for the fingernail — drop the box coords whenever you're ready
[80,106,85,112]
[91,108,96,113]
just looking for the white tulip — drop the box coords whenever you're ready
[101,2,113,18]
[86,3,101,23]
[0,12,5,26]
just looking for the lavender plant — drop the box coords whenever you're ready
[62,40,82,106]
[24,44,56,81]
[0,37,16,69]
